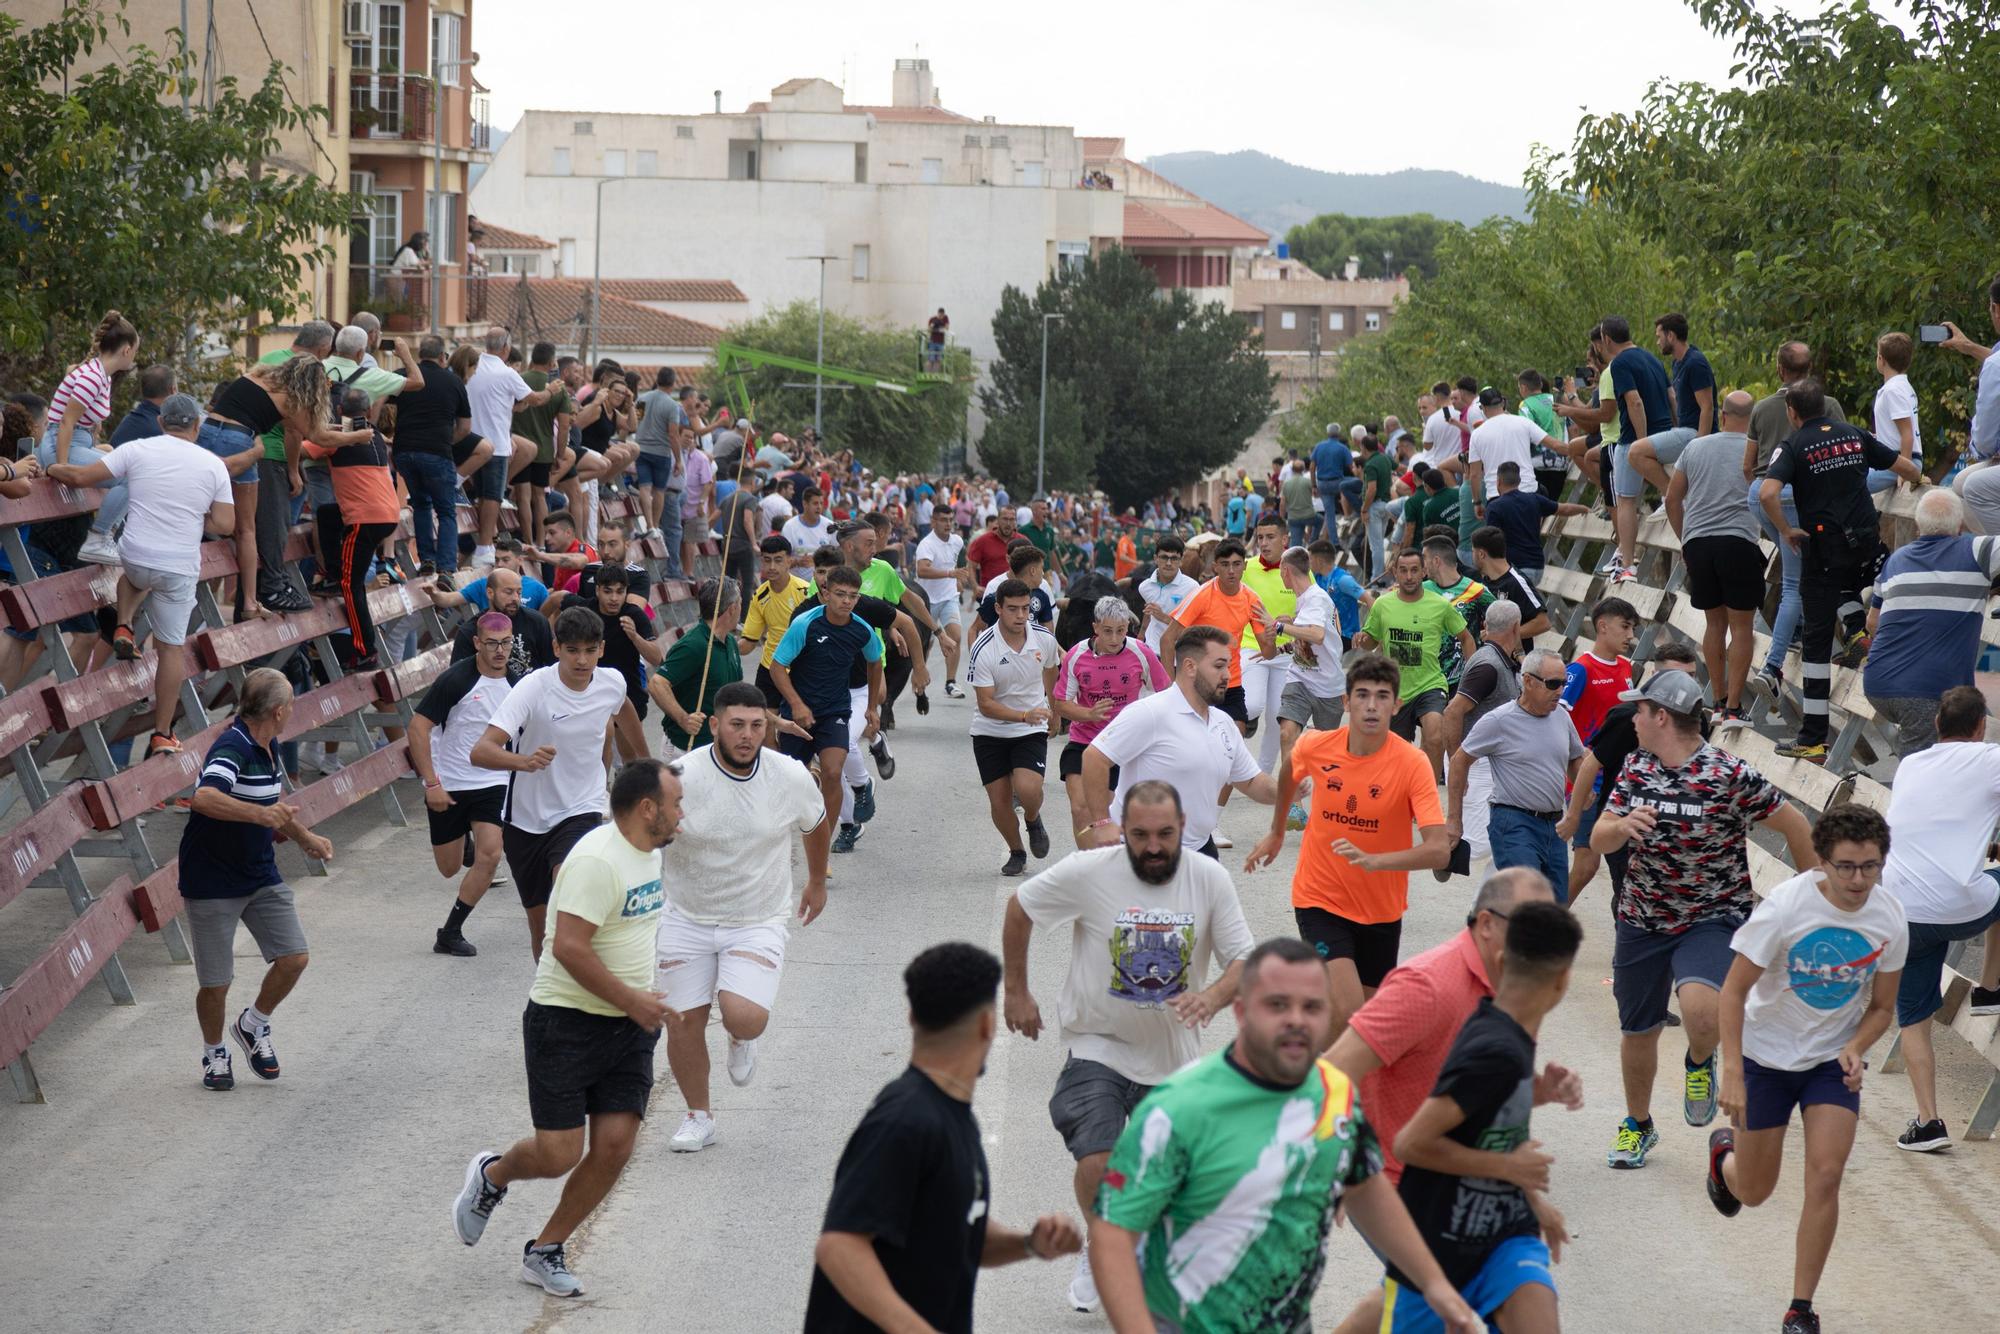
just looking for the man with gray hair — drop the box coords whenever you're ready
[1862,486,2000,753]
[177,667,334,1090]
[350,310,383,368]
[1438,598,1525,872]
[1449,647,1584,893]
[1665,388,1765,723]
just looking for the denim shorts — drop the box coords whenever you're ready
[1896,881,2000,1027]
[1611,442,1646,498]
[468,455,507,502]
[1612,916,1740,1034]
[633,453,672,489]
[1741,1055,1857,1131]
[195,419,261,470]
[1648,426,1700,470]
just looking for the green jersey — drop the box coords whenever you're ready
[1423,576,1493,689]
[255,347,296,462]
[1096,1049,1382,1334]
[860,558,907,606]
[1362,590,1466,701]
[1519,392,1564,471]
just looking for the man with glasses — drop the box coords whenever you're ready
[1448,648,1584,895]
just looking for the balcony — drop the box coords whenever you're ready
[350,72,434,141]
[347,264,494,330]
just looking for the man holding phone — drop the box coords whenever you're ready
[1943,279,2000,532]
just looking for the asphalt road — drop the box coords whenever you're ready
[5,689,1999,1334]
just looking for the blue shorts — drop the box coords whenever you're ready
[1385,1234,1555,1332]
[1611,916,1739,1034]
[1742,1055,1858,1132]
[780,708,850,762]
[468,455,507,502]
[633,453,672,489]
[1896,880,2000,1027]
[196,419,261,470]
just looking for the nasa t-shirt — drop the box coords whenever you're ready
[1730,870,1908,1072]
[1013,845,1255,1086]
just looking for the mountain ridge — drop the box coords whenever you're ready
[1141,150,1528,237]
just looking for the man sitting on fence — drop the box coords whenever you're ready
[1863,488,2000,755]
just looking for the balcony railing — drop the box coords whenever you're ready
[350,72,434,141]
[347,264,493,328]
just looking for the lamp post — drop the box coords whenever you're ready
[1037,312,1063,498]
[587,174,630,366]
[789,255,838,440]
[430,51,479,333]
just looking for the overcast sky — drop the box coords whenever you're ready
[475,0,1908,185]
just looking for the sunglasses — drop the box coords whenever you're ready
[1530,675,1566,690]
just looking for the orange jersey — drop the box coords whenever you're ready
[1172,579,1267,687]
[1290,727,1443,924]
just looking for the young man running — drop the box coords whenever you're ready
[739,535,816,740]
[558,562,661,762]
[1385,901,1583,1334]
[1356,548,1474,782]
[1247,653,1451,1038]
[1707,805,1907,1334]
[967,578,1061,876]
[411,612,519,957]
[793,545,911,851]
[1420,535,1492,697]
[1272,544,1346,828]
[1560,596,1637,901]
[914,504,969,697]
[1134,533,1198,655]
[769,562,884,864]
[451,759,683,1297]
[1003,780,1255,1313]
[1237,514,1298,768]
[1159,538,1279,736]
[470,605,642,961]
[657,683,830,1153]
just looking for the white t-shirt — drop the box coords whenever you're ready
[1467,415,1546,496]
[1880,741,2000,924]
[416,659,517,791]
[965,622,1059,738]
[1138,571,1200,653]
[1872,373,1922,464]
[662,744,825,925]
[1423,407,1464,465]
[915,531,966,603]
[1091,688,1262,850]
[468,353,533,458]
[1015,845,1256,1085]
[781,514,837,568]
[101,435,232,576]
[486,665,630,833]
[761,493,795,527]
[1286,583,1345,697]
[1731,870,1907,1071]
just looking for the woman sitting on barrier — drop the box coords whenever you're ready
[35,310,141,567]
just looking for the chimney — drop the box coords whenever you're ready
[1343,255,1360,281]
[892,57,934,109]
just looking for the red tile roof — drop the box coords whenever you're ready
[1122,198,1269,246]
[1080,136,1125,161]
[597,279,748,304]
[471,221,554,251]
[511,279,725,350]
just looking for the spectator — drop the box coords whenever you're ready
[1482,462,1582,589]
[1419,383,1464,479]
[1946,277,2000,530]
[1745,341,1848,691]
[967,505,1020,587]
[1627,311,1716,493]
[1357,431,1400,580]
[512,342,577,550]
[1863,488,2000,753]
[1312,422,1355,539]
[465,327,550,569]
[1450,648,1585,892]
[450,565,555,676]
[1601,315,1674,583]
[38,309,141,566]
[633,369,683,548]
[1516,370,1569,498]
[925,308,950,370]
[1465,389,1564,512]
[676,387,716,576]
[392,334,477,575]
[1868,332,1922,494]
[1664,390,1765,722]
[302,385,402,670]
[1341,424,1371,514]
[109,363,176,447]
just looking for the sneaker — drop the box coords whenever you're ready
[943,680,965,700]
[1840,628,1871,669]
[144,732,182,759]
[520,1240,582,1298]
[869,734,896,780]
[202,1047,234,1091]
[1286,802,1308,831]
[852,781,878,824]
[1716,707,1748,729]
[1897,1117,1951,1152]
[348,653,381,673]
[1969,985,2000,1016]
[1026,817,1051,859]
[111,624,140,661]
[1683,1051,1718,1127]
[1606,1116,1659,1169]
[1610,564,1638,585]
[452,1152,507,1245]
[307,577,343,599]
[260,582,312,614]
[434,928,477,957]
[230,1011,280,1080]
[1705,1127,1741,1217]
[1783,1308,1821,1334]
[77,530,121,565]
[1068,1245,1099,1312]
[1596,549,1624,576]
[1001,849,1028,877]
[669,1112,717,1152]
[831,823,864,853]
[1212,832,1234,850]
[727,1037,757,1087]
[1774,739,1828,764]
[415,561,439,578]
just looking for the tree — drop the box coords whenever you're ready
[981,248,1275,507]
[970,379,1093,497]
[0,1,356,392]
[1282,213,1457,281]
[703,300,971,475]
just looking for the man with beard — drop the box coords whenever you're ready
[449,565,555,675]
[1002,780,1255,1314]
[1090,937,1480,1334]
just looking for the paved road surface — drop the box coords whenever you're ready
[5,693,1999,1333]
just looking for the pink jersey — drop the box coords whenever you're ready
[1054,638,1169,744]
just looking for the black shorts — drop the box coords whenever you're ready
[427,785,506,847]
[522,999,660,1131]
[519,460,552,488]
[1058,739,1118,785]
[502,811,605,911]
[780,709,851,762]
[972,732,1049,786]
[1219,684,1249,725]
[450,436,481,468]
[1295,906,1404,988]
[754,664,785,712]
[1682,534,1766,612]
[1390,688,1448,740]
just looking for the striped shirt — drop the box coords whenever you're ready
[178,719,286,898]
[48,357,114,433]
[1864,534,2000,700]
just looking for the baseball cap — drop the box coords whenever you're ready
[159,393,203,430]
[1619,669,1704,714]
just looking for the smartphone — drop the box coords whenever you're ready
[380,337,397,353]
[347,415,369,433]
[1919,324,1950,345]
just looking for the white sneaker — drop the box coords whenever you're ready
[1212,832,1234,850]
[669,1112,716,1152]
[1068,1246,1099,1312]
[727,1037,758,1087]
[77,531,121,565]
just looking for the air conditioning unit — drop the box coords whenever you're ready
[342,0,374,40]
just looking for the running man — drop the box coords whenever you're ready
[1134,534,1198,655]
[1003,780,1254,1313]
[1158,538,1279,735]
[1090,938,1481,1334]
[1384,901,1584,1333]
[1246,653,1452,1038]
[657,683,829,1152]
[1560,595,1637,901]
[1271,543,1346,828]
[411,612,520,957]
[1355,548,1475,782]
[451,759,683,1298]
[1237,514,1297,768]
[1707,805,1907,1334]
[914,503,970,697]
[793,545,912,851]
[1420,535,1492,696]
[1051,597,1170,834]
[769,562,884,864]
[739,535,816,741]
[967,578,1061,876]
[470,605,643,961]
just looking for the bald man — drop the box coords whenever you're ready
[1663,389,1763,720]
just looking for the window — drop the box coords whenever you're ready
[636,150,658,177]
[1022,161,1044,187]
[559,238,576,275]
[430,12,462,84]
[676,124,695,140]
[573,120,593,135]
[428,191,457,263]
[854,144,868,184]
[1327,311,1345,331]
[350,0,400,72]
[603,149,626,177]
[1280,310,1297,330]
[349,1,403,132]
[551,146,571,176]
[1365,311,1382,332]
[921,157,942,183]
[1057,240,1089,275]
[852,245,871,282]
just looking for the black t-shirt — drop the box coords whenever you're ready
[1766,417,1900,539]
[394,362,471,457]
[975,585,1055,630]
[1483,490,1558,570]
[803,1067,989,1334]
[1484,565,1548,647]
[452,605,554,676]
[1588,702,1641,812]
[795,591,900,689]
[1390,1000,1539,1290]
[561,593,652,701]
[574,562,648,604]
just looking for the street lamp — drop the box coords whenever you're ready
[1037,312,1063,498]
[430,51,479,332]
[790,255,838,440]
[587,174,637,366]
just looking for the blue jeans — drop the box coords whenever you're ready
[1339,476,1365,515]
[1488,804,1569,900]
[1747,479,1799,670]
[1866,467,1901,494]
[395,449,459,571]
[1287,518,1312,549]
[37,423,128,537]
[657,495,686,579]
[1365,498,1396,577]
[1318,484,1344,538]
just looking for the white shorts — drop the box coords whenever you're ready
[124,561,198,646]
[929,595,962,630]
[655,905,790,1012]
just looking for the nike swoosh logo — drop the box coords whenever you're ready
[549,713,570,721]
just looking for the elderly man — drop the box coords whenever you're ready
[1448,647,1584,894]
[1665,390,1765,722]
[1439,599,1525,871]
[1863,488,2000,753]
[178,667,335,1090]
[48,394,242,758]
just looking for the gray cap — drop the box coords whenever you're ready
[1619,668,1704,714]
[159,393,203,430]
